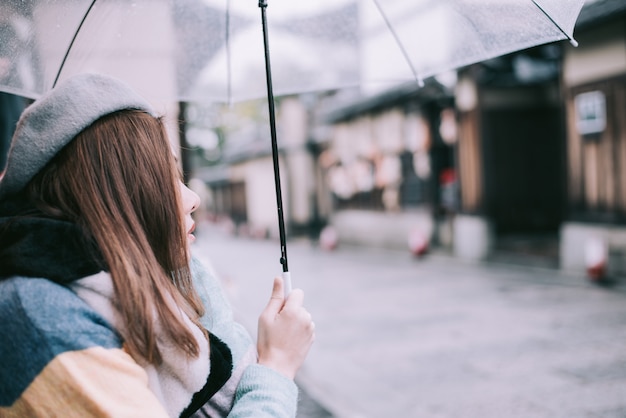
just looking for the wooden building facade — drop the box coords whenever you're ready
[560,0,626,276]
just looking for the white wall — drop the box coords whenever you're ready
[280,98,315,225]
[331,209,434,250]
[233,157,289,238]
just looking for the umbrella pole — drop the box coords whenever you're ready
[258,0,292,296]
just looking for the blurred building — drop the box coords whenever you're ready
[559,0,626,277]
[191,0,626,279]
[317,80,455,250]
[308,0,626,277]
[450,47,567,266]
[192,97,316,240]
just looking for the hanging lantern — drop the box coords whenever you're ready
[405,113,431,152]
[439,108,458,145]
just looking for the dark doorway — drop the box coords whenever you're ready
[481,87,566,266]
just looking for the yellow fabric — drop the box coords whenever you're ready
[0,346,169,418]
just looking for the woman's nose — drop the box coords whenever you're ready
[181,183,201,214]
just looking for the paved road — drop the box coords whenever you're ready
[193,224,626,418]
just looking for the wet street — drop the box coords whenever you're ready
[193,224,626,418]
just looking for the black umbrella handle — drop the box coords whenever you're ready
[258,0,291,294]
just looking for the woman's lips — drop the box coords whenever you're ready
[188,222,196,242]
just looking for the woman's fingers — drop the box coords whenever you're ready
[282,288,303,309]
[263,276,285,315]
[257,279,315,379]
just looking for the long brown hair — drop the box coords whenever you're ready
[27,109,205,364]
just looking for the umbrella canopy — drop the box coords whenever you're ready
[0,0,586,284]
[0,0,585,105]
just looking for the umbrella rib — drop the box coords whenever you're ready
[371,0,424,87]
[531,0,578,47]
[53,0,98,88]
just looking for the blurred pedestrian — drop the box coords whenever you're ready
[0,73,314,417]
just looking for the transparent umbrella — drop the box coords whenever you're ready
[0,0,586,288]
[0,0,585,103]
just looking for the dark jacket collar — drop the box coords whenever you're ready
[0,195,104,283]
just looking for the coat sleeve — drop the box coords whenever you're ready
[227,364,298,418]
[190,255,299,418]
[0,277,170,418]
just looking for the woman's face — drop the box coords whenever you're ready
[179,181,201,244]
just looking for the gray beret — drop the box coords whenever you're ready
[0,73,155,199]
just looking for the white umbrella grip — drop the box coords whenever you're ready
[282,271,292,298]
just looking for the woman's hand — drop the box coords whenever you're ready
[257,277,315,379]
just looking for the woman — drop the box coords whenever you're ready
[0,73,314,417]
